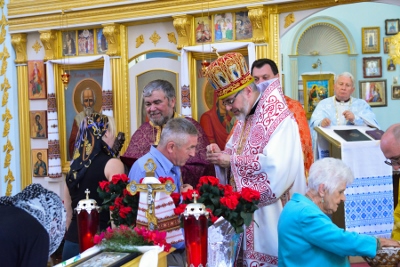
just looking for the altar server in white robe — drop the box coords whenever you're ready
[205,52,306,267]
[309,72,380,151]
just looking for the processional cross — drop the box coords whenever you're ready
[126,158,176,230]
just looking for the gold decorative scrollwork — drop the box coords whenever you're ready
[248,6,268,43]
[11,33,27,64]
[149,31,161,46]
[172,15,192,49]
[3,139,13,153]
[32,41,42,53]
[102,23,121,56]
[136,34,144,48]
[284,13,295,28]
[5,168,15,196]
[2,8,13,195]
[167,32,177,44]
[39,30,56,60]
[1,77,10,106]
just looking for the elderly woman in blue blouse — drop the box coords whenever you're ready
[278,157,399,266]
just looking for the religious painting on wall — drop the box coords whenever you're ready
[387,58,396,71]
[383,37,390,54]
[29,110,47,139]
[362,27,380,54]
[362,57,382,78]
[78,29,95,55]
[214,13,234,42]
[195,59,236,150]
[235,11,252,40]
[392,85,400,100]
[359,80,387,107]
[195,16,212,44]
[66,69,103,160]
[62,31,77,56]
[32,149,48,177]
[385,19,400,35]
[27,60,46,99]
[301,74,334,119]
[97,28,108,54]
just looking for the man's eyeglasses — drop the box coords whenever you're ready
[222,90,242,107]
[384,155,400,166]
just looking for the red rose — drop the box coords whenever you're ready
[170,192,181,207]
[182,189,199,201]
[206,208,219,223]
[198,176,220,186]
[220,195,239,210]
[114,196,124,207]
[159,177,174,184]
[119,206,132,219]
[123,189,132,196]
[241,187,261,202]
[220,184,233,195]
[99,180,110,191]
[174,203,187,215]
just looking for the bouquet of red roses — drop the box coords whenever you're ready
[174,176,260,234]
[97,174,138,227]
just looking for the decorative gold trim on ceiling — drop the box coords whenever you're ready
[8,0,307,33]
[277,0,372,13]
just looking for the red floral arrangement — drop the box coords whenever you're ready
[174,176,260,234]
[93,224,171,252]
[97,174,138,227]
[98,174,181,227]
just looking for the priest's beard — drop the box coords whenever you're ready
[84,106,94,116]
[235,100,251,121]
[149,108,173,126]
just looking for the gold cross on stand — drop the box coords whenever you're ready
[126,159,176,230]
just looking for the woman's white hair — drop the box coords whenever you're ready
[307,157,354,194]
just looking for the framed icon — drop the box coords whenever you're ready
[362,27,380,54]
[362,57,382,78]
[302,74,334,119]
[32,149,48,177]
[385,19,400,35]
[359,80,387,107]
[28,60,46,100]
[29,110,47,139]
[62,31,77,56]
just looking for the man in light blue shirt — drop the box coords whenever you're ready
[128,117,198,267]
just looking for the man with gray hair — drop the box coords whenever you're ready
[122,79,214,187]
[128,117,198,267]
[68,87,97,158]
[381,123,400,239]
[309,72,380,153]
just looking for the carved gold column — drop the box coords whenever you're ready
[39,30,57,60]
[248,5,280,66]
[266,5,280,66]
[11,33,31,190]
[102,23,129,154]
[248,6,268,60]
[172,15,193,49]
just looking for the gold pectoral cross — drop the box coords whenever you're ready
[126,159,176,230]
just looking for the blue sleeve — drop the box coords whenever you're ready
[299,206,377,258]
[353,99,380,129]
[128,161,146,182]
